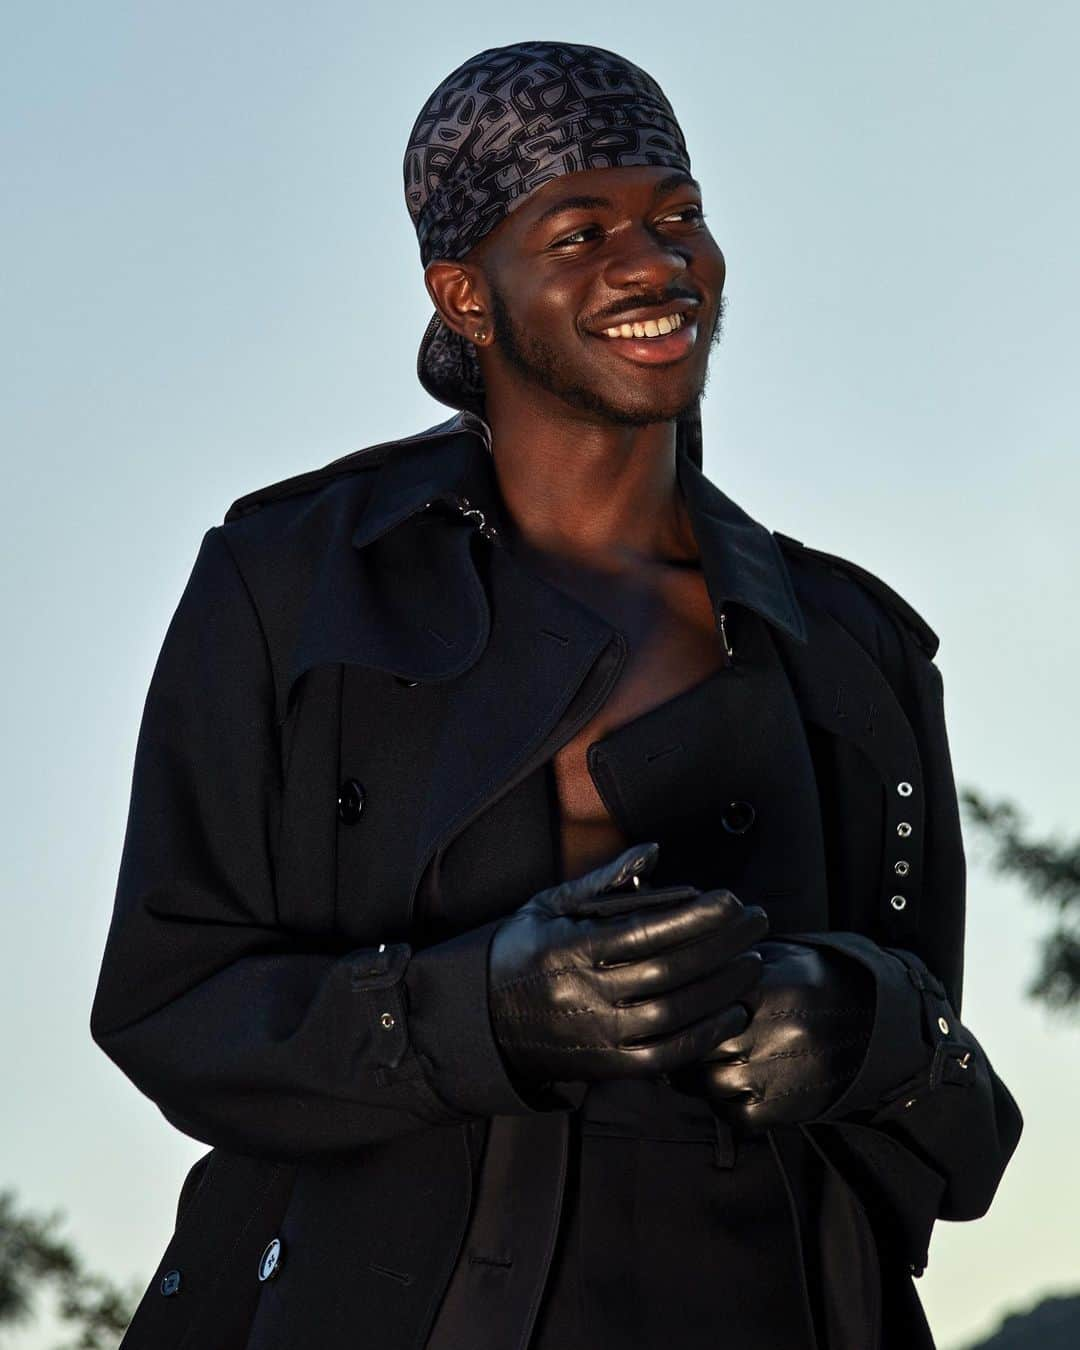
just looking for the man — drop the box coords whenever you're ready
[92,40,1022,1350]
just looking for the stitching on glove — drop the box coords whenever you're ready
[748,1072,858,1102]
[503,1039,598,1052]
[493,1005,598,1022]
[763,1007,874,1019]
[760,1035,870,1063]
[490,964,584,996]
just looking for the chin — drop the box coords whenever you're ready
[577,379,704,427]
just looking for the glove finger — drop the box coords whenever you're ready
[613,951,763,1053]
[700,1032,753,1064]
[703,1058,757,1098]
[619,902,769,990]
[567,882,701,921]
[572,837,658,901]
[612,1001,750,1078]
[587,888,754,970]
[597,840,661,892]
[623,998,755,1077]
[602,952,763,1042]
[540,841,661,916]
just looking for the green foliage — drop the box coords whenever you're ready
[960,1292,1080,1348]
[0,1189,140,1348]
[961,789,1080,1016]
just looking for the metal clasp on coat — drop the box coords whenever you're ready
[450,496,496,542]
[423,494,500,542]
[453,493,499,542]
[719,609,734,661]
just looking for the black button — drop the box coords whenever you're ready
[337,779,365,825]
[721,800,756,834]
[394,675,420,688]
[160,1269,181,1297]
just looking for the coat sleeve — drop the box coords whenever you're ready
[785,610,1023,1276]
[90,525,586,1162]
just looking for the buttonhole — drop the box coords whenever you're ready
[645,742,684,764]
[469,1251,514,1269]
[367,1263,414,1286]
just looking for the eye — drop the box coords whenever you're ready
[549,205,707,250]
[550,224,604,249]
[660,205,708,226]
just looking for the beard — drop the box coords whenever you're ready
[484,286,726,427]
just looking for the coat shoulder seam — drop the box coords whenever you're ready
[221,414,473,523]
[222,443,394,523]
[774,531,940,659]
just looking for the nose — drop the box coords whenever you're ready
[602,222,690,291]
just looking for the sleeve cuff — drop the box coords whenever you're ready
[402,917,587,1119]
[780,931,935,1122]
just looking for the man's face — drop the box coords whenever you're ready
[468,164,726,427]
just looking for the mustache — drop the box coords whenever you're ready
[588,289,703,328]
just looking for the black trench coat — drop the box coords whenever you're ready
[91,409,1022,1350]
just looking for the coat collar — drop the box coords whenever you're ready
[278,412,926,945]
[348,409,808,648]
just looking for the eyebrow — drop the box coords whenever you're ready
[526,171,702,231]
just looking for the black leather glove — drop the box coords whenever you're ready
[666,939,876,1135]
[488,841,769,1086]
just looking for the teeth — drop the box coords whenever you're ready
[603,311,685,339]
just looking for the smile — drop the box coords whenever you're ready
[601,311,686,339]
[590,310,698,366]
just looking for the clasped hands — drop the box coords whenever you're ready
[488,840,876,1136]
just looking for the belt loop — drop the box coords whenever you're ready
[712,1115,737,1169]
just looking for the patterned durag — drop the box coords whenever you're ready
[403,40,704,466]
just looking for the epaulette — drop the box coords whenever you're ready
[223,442,391,523]
[774,530,940,658]
[223,414,473,524]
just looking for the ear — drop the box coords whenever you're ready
[423,258,494,349]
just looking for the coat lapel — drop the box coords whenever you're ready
[279,415,925,943]
[674,448,808,649]
[281,432,495,719]
[315,428,622,935]
[411,535,619,908]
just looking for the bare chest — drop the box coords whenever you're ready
[547,562,731,881]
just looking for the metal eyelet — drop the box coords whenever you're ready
[890,894,907,911]
[894,860,910,876]
[897,821,912,837]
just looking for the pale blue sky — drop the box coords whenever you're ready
[2,4,1077,1347]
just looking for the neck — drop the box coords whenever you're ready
[481,399,700,573]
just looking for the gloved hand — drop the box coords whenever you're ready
[666,939,876,1135]
[488,841,769,1087]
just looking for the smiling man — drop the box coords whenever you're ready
[421,153,732,884]
[92,38,1021,1350]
